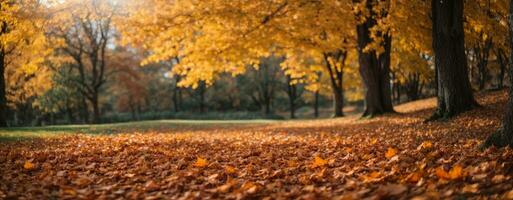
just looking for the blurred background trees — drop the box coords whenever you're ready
[0,0,511,127]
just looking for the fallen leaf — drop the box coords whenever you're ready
[23,161,35,170]
[417,141,433,150]
[385,148,398,159]
[311,156,328,168]
[193,157,208,168]
[462,183,479,193]
[225,166,237,174]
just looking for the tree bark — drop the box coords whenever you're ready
[0,50,7,127]
[198,81,206,113]
[483,0,513,148]
[430,0,477,120]
[80,96,89,124]
[497,48,507,89]
[323,51,346,117]
[474,37,493,91]
[91,92,100,124]
[355,1,395,117]
[173,75,181,112]
[314,90,319,118]
[286,75,297,119]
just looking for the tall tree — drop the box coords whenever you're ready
[483,0,513,148]
[430,0,477,119]
[0,1,50,127]
[50,0,118,123]
[354,0,394,117]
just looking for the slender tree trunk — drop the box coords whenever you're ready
[0,50,7,127]
[264,98,271,115]
[198,81,206,113]
[173,75,181,112]
[475,38,493,91]
[483,0,513,148]
[430,0,477,120]
[497,48,507,89]
[314,90,319,118]
[66,101,74,124]
[323,52,346,117]
[286,76,297,119]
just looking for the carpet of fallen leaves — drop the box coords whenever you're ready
[2,90,513,200]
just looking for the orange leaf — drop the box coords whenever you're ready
[193,157,208,168]
[448,165,464,180]
[435,166,450,179]
[225,166,236,174]
[23,161,35,170]
[406,172,422,183]
[311,156,328,168]
[385,148,398,159]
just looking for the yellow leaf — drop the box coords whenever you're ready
[370,138,378,145]
[23,161,35,170]
[417,141,433,150]
[193,157,208,168]
[385,148,398,159]
[311,156,328,168]
[225,166,236,174]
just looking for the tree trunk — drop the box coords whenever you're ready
[475,37,493,91]
[81,96,89,124]
[198,81,206,113]
[286,76,297,119]
[483,0,513,148]
[314,90,319,118]
[91,93,101,124]
[0,50,7,127]
[173,75,181,112]
[430,0,477,120]
[497,48,507,89]
[355,4,395,117]
[264,98,271,115]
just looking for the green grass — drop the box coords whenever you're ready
[0,119,279,142]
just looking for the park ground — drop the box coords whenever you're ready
[1,90,513,199]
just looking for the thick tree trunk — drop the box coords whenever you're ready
[91,93,101,124]
[355,9,394,117]
[332,88,344,117]
[0,51,7,127]
[81,96,89,124]
[430,0,477,119]
[483,0,513,148]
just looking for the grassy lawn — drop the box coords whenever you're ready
[0,119,279,142]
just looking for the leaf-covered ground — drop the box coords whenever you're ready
[1,90,513,199]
